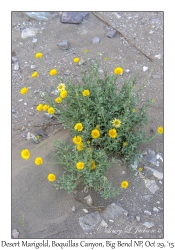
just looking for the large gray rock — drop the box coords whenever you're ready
[79,211,102,232]
[143,149,157,166]
[143,179,159,194]
[101,203,128,221]
[144,166,163,180]
[61,12,89,24]
[21,28,38,39]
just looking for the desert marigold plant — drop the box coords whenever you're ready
[27,54,163,199]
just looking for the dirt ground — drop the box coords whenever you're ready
[12,11,163,239]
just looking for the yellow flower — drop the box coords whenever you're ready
[49,68,57,76]
[55,97,62,104]
[84,49,88,53]
[36,104,43,111]
[157,126,163,134]
[21,149,30,160]
[91,129,100,139]
[138,167,143,172]
[108,128,117,138]
[60,90,67,99]
[76,162,84,170]
[121,180,129,189]
[42,104,49,111]
[123,142,127,147]
[73,57,80,63]
[112,118,121,128]
[114,67,123,75]
[152,98,156,103]
[31,71,39,78]
[73,136,82,145]
[74,123,83,132]
[76,142,84,151]
[35,52,43,58]
[20,87,28,95]
[47,173,56,182]
[132,109,136,113]
[87,140,90,144]
[57,83,66,92]
[48,107,55,115]
[104,57,109,61]
[36,135,40,139]
[35,157,43,166]
[82,89,90,97]
[91,161,96,170]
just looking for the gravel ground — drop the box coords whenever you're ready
[11,11,163,239]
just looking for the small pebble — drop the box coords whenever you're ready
[153,207,159,212]
[31,65,37,69]
[71,206,76,212]
[136,216,140,221]
[32,38,37,43]
[109,219,114,223]
[82,209,88,213]
[14,62,19,71]
[12,109,16,113]
[144,210,152,215]
[100,220,108,227]
[24,103,27,106]
[143,66,148,72]
[19,99,23,102]
[154,54,162,59]
[125,69,131,73]
[143,222,154,228]
[149,30,154,34]
[12,56,18,63]
[92,37,100,44]
[64,70,71,75]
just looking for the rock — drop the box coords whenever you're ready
[98,69,103,73]
[143,66,148,72]
[106,30,117,38]
[125,69,131,73]
[37,127,48,138]
[153,207,159,212]
[154,54,162,59]
[25,12,57,21]
[64,70,71,75]
[27,132,39,144]
[143,222,154,229]
[136,216,140,221]
[61,12,89,24]
[142,194,153,201]
[101,203,128,221]
[100,220,108,227]
[12,228,19,238]
[43,113,53,119]
[71,206,76,212]
[79,59,86,65]
[159,180,162,184]
[31,65,37,69]
[12,56,18,63]
[32,38,37,43]
[57,40,69,50]
[143,179,159,194]
[149,30,154,34]
[113,12,121,19]
[92,37,100,44]
[14,62,19,71]
[143,149,157,166]
[82,209,88,213]
[12,109,16,114]
[21,28,38,39]
[19,99,23,102]
[79,211,102,232]
[144,166,163,180]
[24,103,27,106]
[131,160,138,170]
[84,195,93,206]
[156,154,163,162]
[144,210,152,215]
